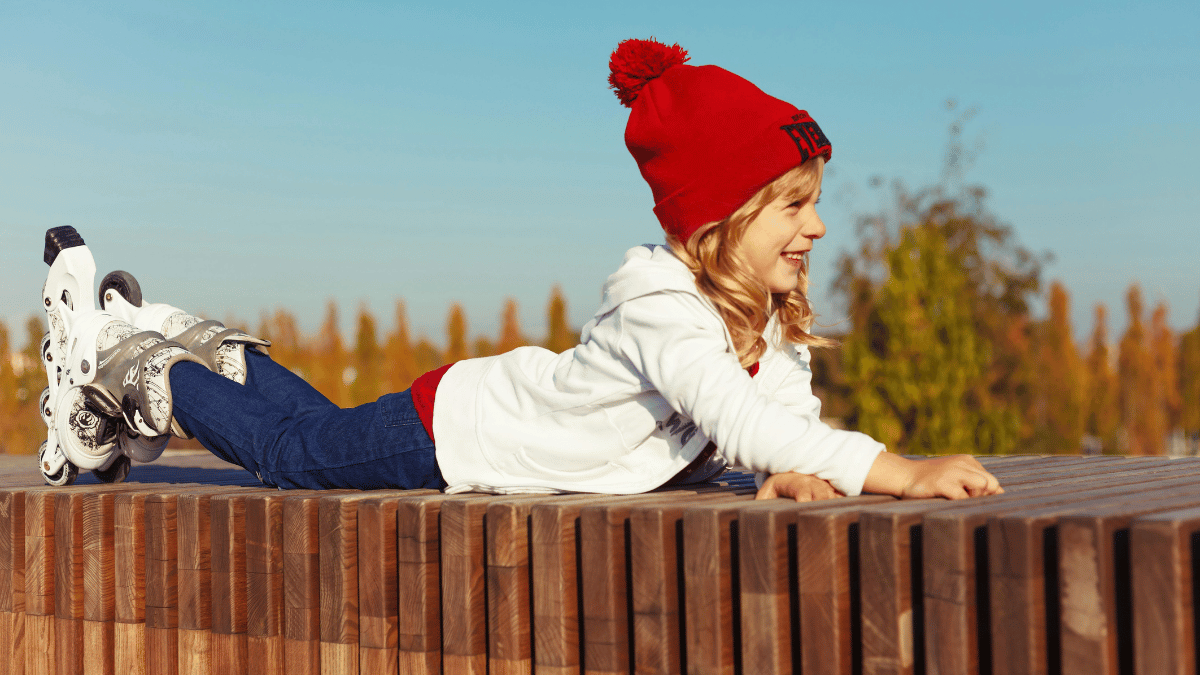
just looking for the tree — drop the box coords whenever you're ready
[842,223,1008,454]
[1083,304,1120,452]
[1179,310,1200,446]
[312,301,348,408]
[0,321,15,454]
[260,309,306,377]
[350,305,382,406]
[445,304,469,364]
[496,298,525,354]
[1151,303,1181,435]
[383,300,419,392]
[834,108,1046,455]
[1028,281,1085,453]
[544,285,576,353]
[1118,285,1159,455]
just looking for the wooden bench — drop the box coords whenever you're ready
[1,455,1199,674]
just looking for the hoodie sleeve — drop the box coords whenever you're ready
[614,290,885,496]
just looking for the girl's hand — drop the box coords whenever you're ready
[864,452,1003,500]
[755,472,845,502]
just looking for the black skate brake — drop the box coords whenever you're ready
[44,226,85,267]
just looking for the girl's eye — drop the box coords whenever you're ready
[787,200,803,209]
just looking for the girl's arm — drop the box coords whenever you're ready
[862,452,1003,499]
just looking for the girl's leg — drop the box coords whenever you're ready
[168,360,445,491]
[241,348,338,417]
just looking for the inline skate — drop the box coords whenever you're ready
[38,227,204,485]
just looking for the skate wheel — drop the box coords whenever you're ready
[39,388,52,426]
[93,454,132,484]
[38,441,78,487]
[41,332,52,365]
[99,270,143,309]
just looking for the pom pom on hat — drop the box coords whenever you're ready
[608,38,690,107]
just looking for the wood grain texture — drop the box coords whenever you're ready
[0,488,26,675]
[987,476,1200,675]
[1055,489,1200,675]
[315,491,414,675]
[626,492,752,675]
[396,494,460,675]
[922,464,1200,675]
[209,493,249,675]
[282,493,324,675]
[245,492,291,675]
[440,495,548,675]
[1129,504,1200,675]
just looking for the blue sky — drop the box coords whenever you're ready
[1,0,1197,346]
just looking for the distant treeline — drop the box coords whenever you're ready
[2,269,1198,458]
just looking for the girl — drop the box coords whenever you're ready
[45,38,1001,501]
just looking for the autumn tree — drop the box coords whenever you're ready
[445,304,469,364]
[835,114,1043,454]
[842,223,1007,454]
[312,301,348,408]
[1083,304,1120,452]
[413,337,444,375]
[1151,303,1181,435]
[1180,311,1200,447]
[544,285,576,353]
[258,309,306,377]
[1118,285,1160,455]
[349,305,382,406]
[1027,281,1085,453]
[496,298,525,354]
[383,300,419,392]
[0,321,15,454]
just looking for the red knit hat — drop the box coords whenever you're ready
[609,38,832,242]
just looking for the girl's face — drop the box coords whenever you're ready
[736,174,825,294]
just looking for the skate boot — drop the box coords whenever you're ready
[39,226,204,486]
[99,271,269,385]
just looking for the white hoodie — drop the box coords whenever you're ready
[432,244,886,495]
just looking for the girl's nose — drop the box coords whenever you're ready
[803,214,826,240]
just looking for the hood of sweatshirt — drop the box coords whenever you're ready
[581,244,734,346]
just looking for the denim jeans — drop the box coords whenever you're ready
[170,349,446,490]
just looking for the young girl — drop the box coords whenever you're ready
[45,38,1001,501]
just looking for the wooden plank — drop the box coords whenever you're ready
[25,488,58,675]
[243,489,352,675]
[316,490,418,675]
[487,499,536,675]
[244,492,286,675]
[860,458,1200,675]
[53,492,85,675]
[395,492,483,675]
[988,474,1200,675]
[0,488,26,675]
[283,493,324,675]
[625,491,755,675]
[1129,504,1200,675]
[209,493,249,675]
[921,465,1200,675]
[440,494,553,675]
[734,496,892,675]
[681,496,756,675]
[1056,490,1200,675]
[356,492,437,675]
[82,489,123,675]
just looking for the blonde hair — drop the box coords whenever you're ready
[667,158,833,367]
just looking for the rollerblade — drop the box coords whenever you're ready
[39,227,205,486]
[99,271,269,385]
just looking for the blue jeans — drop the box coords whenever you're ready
[170,349,446,490]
